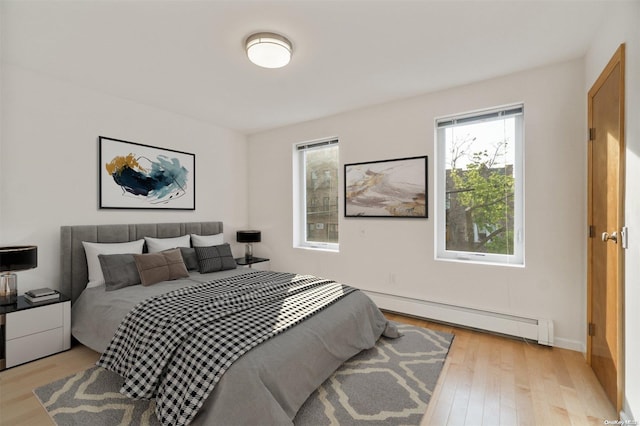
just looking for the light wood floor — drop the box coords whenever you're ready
[0,313,617,426]
[383,312,618,426]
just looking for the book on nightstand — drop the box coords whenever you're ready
[24,288,60,303]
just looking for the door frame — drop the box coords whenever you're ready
[586,43,625,412]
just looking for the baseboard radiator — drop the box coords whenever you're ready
[365,290,554,346]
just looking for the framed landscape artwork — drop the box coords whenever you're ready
[99,136,196,210]
[344,155,427,218]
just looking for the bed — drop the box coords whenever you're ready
[62,221,394,425]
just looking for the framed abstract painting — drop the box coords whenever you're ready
[344,155,427,218]
[99,136,196,210]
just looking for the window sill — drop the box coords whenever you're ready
[295,244,339,253]
[435,255,524,268]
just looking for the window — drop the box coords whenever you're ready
[294,139,339,251]
[436,105,524,265]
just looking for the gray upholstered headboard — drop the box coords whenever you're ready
[60,221,223,304]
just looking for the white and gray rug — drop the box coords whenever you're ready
[34,323,453,425]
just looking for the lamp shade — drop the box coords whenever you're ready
[0,245,38,272]
[236,230,261,243]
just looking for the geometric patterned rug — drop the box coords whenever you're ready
[294,323,454,425]
[34,323,453,426]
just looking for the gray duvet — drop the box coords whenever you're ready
[71,269,390,425]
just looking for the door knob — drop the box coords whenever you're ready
[601,231,618,243]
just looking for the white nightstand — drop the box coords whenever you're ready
[0,294,71,370]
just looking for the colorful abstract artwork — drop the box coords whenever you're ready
[99,137,195,209]
[344,156,427,218]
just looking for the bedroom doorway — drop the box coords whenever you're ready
[587,43,625,412]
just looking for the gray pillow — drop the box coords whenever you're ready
[98,254,141,291]
[194,243,237,273]
[179,247,199,271]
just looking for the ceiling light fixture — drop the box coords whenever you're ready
[245,32,292,69]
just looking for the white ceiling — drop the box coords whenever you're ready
[1,0,610,134]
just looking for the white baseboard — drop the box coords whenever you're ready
[620,396,636,424]
[365,290,584,352]
[554,337,585,353]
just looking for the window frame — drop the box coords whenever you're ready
[293,138,340,252]
[435,104,525,266]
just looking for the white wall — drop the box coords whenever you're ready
[0,65,248,293]
[585,1,640,421]
[248,59,587,351]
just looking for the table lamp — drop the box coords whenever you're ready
[236,230,261,260]
[0,245,38,305]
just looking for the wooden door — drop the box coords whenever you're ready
[587,44,625,412]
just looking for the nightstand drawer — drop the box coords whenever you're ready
[6,327,64,368]
[5,303,63,339]
[1,297,71,370]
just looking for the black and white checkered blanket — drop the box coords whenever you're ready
[97,271,356,426]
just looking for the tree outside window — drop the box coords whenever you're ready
[437,106,523,265]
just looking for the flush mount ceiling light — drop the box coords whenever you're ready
[245,32,292,69]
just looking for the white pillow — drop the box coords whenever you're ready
[82,240,145,288]
[145,235,191,253]
[191,233,224,247]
